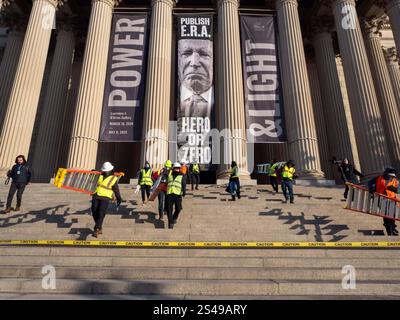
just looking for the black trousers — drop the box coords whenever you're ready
[158,190,167,218]
[191,174,200,190]
[166,194,182,226]
[91,197,110,230]
[6,182,26,208]
[141,185,151,202]
[270,176,278,192]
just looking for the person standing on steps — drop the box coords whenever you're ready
[189,161,200,191]
[281,160,297,204]
[368,167,399,236]
[166,162,186,229]
[269,159,279,193]
[4,155,33,213]
[338,158,363,199]
[91,162,122,238]
[138,161,153,205]
[229,161,241,201]
[152,160,172,220]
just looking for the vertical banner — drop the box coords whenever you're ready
[176,15,214,165]
[100,13,149,142]
[240,15,286,143]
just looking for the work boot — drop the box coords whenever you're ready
[290,197,294,204]
[384,224,392,236]
[283,198,288,204]
[14,206,21,212]
[237,194,241,199]
[393,228,399,236]
[92,229,101,238]
[159,213,163,220]
[4,207,11,214]
[168,224,174,229]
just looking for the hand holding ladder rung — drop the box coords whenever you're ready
[345,183,400,221]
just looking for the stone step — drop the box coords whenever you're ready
[1,255,400,268]
[0,266,398,281]
[0,278,399,295]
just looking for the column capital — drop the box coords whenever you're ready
[361,18,385,38]
[0,0,12,11]
[328,0,357,8]
[151,0,176,8]
[92,0,121,8]
[34,0,66,9]
[383,47,399,64]
[274,0,298,10]
[217,0,240,8]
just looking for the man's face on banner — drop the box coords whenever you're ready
[178,39,213,94]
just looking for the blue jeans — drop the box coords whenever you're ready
[281,179,294,200]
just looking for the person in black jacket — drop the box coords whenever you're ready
[339,158,363,199]
[4,155,33,213]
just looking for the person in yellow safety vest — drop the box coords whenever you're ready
[269,159,279,193]
[189,161,200,190]
[91,162,122,238]
[281,160,296,204]
[138,161,153,205]
[229,161,241,201]
[166,162,186,229]
[153,160,172,220]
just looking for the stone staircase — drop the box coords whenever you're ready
[0,183,399,298]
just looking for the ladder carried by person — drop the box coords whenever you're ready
[256,161,286,174]
[54,168,124,195]
[344,183,400,221]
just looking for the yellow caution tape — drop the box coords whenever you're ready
[0,240,400,248]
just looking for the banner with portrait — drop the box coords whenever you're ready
[100,13,149,142]
[240,15,286,143]
[176,14,214,165]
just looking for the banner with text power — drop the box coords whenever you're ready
[100,13,150,142]
[240,15,286,143]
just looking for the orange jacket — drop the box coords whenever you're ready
[376,176,399,199]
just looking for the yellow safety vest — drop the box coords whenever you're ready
[192,164,200,174]
[167,173,183,195]
[282,165,295,180]
[269,163,278,177]
[94,175,118,199]
[140,169,153,186]
[230,166,239,178]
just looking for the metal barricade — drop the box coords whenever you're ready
[345,183,400,221]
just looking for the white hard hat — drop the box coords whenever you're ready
[101,162,114,172]
[173,162,181,168]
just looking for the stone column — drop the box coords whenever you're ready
[331,0,389,173]
[385,0,400,56]
[67,0,119,169]
[312,30,360,170]
[0,0,62,173]
[140,0,175,170]
[32,24,75,182]
[306,60,333,179]
[384,47,400,113]
[363,19,400,168]
[275,0,323,177]
[217,0,249,179]
[0,26,25,131]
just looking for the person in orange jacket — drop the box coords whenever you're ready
[368,167,399,236]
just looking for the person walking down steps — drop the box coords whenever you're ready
[166,162,186,229]
[4,155,33,213]
[138,161,153,206]
[281,160,297,204]
[228,161,241,201]
[91,162,122,238]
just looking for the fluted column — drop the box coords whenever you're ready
[363,20,400,168]
[384,47,400,113]
[67,0,119,169]
[217,0,249,178]
[313,31,360,170]
[306,60,333,179]
[331,0,389,173]
[275,0,323,177]
[0,27,24,131]
[0,0,62,173]
[385,0,400,56]
[140,0,175,169]
[32,26,75,181]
